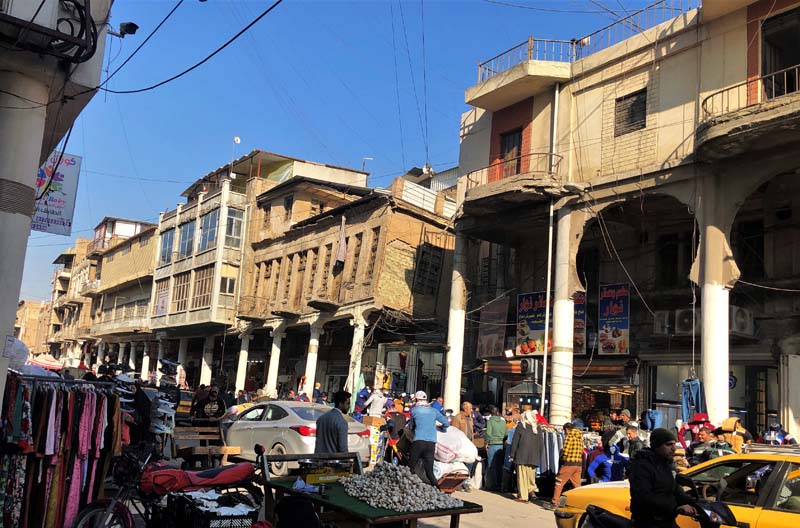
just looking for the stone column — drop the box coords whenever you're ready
[140,342,151,380]
[128,342,138,371]
[156,339,166,384]
[303,322,323,398]
[177,337,189,365]
[118,342,128,368]
[444,232,468,411]
[345,318,367,392]
[235,335,251,393]
[200,335,214,386]
[550,209,576,426]
[265,325,285,398]
[96,341,107,371]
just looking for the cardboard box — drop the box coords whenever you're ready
[362,416,386,427]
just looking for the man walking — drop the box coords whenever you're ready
[629,428,695,528]
[485,406,507,491]
[452,402,474,440]
[408,391,449,489]
[315,390,351,454]
[549,423,584,509]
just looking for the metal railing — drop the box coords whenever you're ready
[79,279,101,295]
[478,37,574,83]
[476,0,698,82]
[88,235,124,254]
[465,152,563,191]
[701,63,800,121]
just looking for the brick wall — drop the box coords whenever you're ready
[488,97,534,182]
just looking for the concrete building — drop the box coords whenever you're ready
[46,239,93,366]
[450,0,800,434]
[87,224,157,377]
[14,300,49,354]
[150,150,368,391]
[239,175,454,399]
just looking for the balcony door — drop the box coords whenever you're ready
[500,129,522,179]
[762,7,800,99]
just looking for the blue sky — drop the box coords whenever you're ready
[21,0,652,301]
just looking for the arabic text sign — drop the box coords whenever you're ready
[31,152,81,236]
[477,295,509,359]
[598,283,630,355]
[573,292,587,355]
[516,292,551,356]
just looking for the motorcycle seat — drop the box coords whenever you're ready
[141,462,255,495]
[187,462,255,486]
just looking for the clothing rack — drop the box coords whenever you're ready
[9,370,115,388]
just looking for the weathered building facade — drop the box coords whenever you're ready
[14,300,49,355]
[449,0,800,435]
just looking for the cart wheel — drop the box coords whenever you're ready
[269,443,289,477]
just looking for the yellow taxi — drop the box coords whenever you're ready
[554,448,800,528]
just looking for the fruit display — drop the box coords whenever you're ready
[339,464,464,512]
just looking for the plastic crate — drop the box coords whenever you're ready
[168,493,260,528]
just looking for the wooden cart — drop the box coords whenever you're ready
[261,452,482,527]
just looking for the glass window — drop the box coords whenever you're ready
[500,129,522,178]
[238,406,265,422]
[413,244,444,295]
[225,209,244,247]
[265,405,289,421]
[171,272,191,312]
[771,463,800,512]
[283,196,293,222]
[159,229,174,265]
[220,276,236,295]
[689,460,777,506]
[192,265,214,309]
[178,220,195,259]
[199,209,219,252]
[615,88,647,136]
[290,406,329,422]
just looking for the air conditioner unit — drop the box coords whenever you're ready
[674,308,700,336]
[652,310,673,336]
[729,305,755,337]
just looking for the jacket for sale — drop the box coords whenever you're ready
[629,448,692,528]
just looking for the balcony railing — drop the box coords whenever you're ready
[701,64,800,121]
[238,295,268,319]
[478,38,574,83]
[476,0,698,82]
[465,153,563,191]
[88,235,124,255]
[79,279,100,296]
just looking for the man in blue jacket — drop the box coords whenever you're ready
[409,390,449,489]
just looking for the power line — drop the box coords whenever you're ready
[736,280,800,293]
[482,0,608,13]
[420,0,429,164]
[396,0,427,161]
[103,0,284,95]
[388,1,407,171]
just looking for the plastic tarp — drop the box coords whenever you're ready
[435,426,478,463]
[433,461,469,481]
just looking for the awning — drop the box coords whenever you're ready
[573,379,636,396]
[27,354,64,371]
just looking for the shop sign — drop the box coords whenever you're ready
[598,283,630,355]
[477,295,509,358]
[154,288,169,316]
[31,151,82,236]
[574,292,587,355]
[516,291,551,355]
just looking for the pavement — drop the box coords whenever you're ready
[418,488,556,528]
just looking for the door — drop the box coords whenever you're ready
[226,405,266,460]
[756,461,800,528]
[500,129,522,180]
[679,459,780,528]
[252,404,291,453]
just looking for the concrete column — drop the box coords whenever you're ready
[96,341,107,371]
[201,335,214,386]
[235,335,251,392]
[0,72,50,399]
[177,337,189,365]
[140,342,151,381]
[550,209,575,426]
[345,319,367,392]
[156,339,165,384]
[128,342,137,371]
[304,323,322,398]
[444,233,468,411]
[265,325,285,398]
[118,342,128,367]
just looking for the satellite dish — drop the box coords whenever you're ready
[233,136,241,144]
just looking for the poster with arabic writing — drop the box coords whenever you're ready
[598,283,630,355]
[573,292,587,355]
[516,292,551,356]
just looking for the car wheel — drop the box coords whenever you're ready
[269,443,289,477]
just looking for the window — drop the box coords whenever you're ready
[154,279,169,316]
[237,406,265,422]
[225,209,244,247]
[615,89,647,136]
[171,272,190,312]
[283,196,294,222]
[178,220,196,258]
[348,233,363,283]
[306,248,318,297]
[311,199,326,216]
[106,252,114,263]
[689,460,777,506]
[320,244,333,295]
[413,244,444,295]
[139,233,151,247]
[262,205,272,230]
[265,405,289,421]
[192,266,214,308]
[199,209,219,251]
[500,129,522,178]
[119,244,130,256]
[770,462,800,512]
[159,229,175,265]
[284,255,294,301]
[365,227,380,280]
[656,233,694,288]
[762,8,800,99]
[734,220,764,279]
[220,276,236,294]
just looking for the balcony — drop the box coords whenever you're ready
[91,302,150,336]
[237,295,268,321]
[79,279,101,296]
[466,38,572,111]
[697,64,800,161]
[87,235,124,259]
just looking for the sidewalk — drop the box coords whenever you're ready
[419,489,556,528]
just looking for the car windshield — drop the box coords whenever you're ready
[291,405,331,421]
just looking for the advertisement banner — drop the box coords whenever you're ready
[516,292,551,356]
[598,283,630,355]
[31,151,82,236]
[155,289,169,316]
[477,295,510,359]
[573,292,587,355]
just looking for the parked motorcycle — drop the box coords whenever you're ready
[73,442,264,527]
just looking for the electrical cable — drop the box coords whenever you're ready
[388,1,407,171]
[483,0,608,13]
[102,0,284,95]
[420,0,429,164]
[396,0,427,160]
[736,280,800,293]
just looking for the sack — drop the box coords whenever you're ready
[437,426,479,463]
[433,461,469,481]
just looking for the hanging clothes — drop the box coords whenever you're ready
[680,378,706,422]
